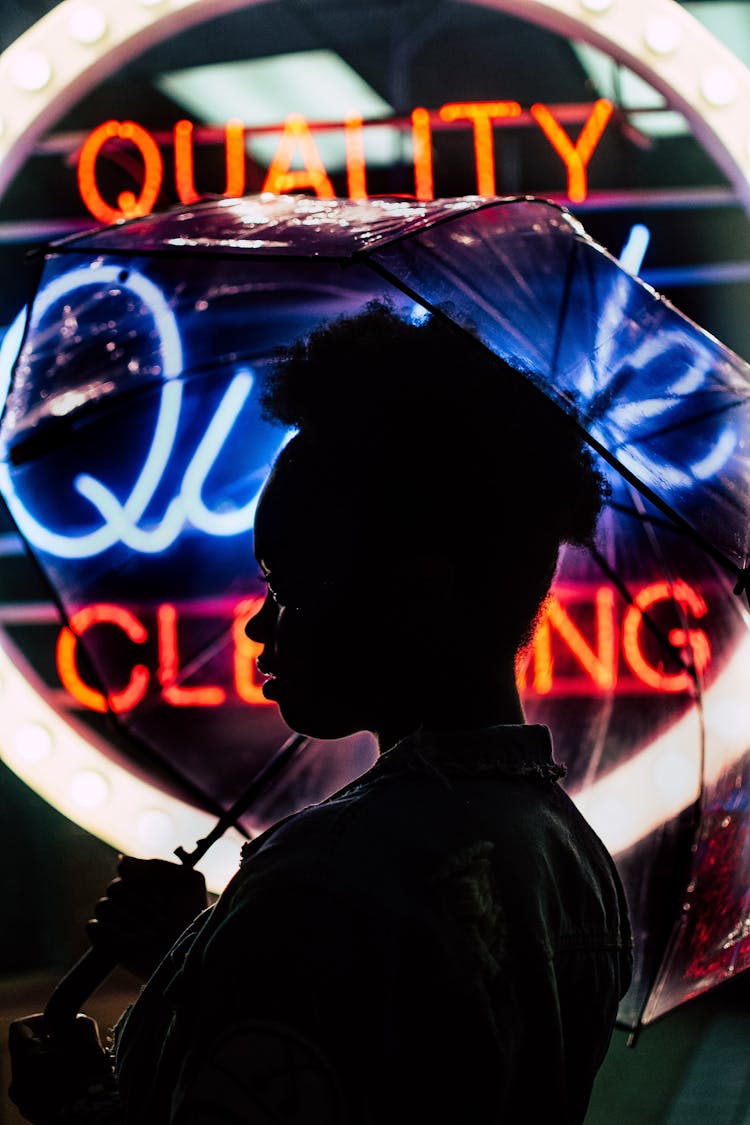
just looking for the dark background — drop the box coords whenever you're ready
[1,3,750,1121]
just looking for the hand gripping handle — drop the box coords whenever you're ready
[41,732,307,1038]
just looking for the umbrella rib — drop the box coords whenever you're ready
[549,237,578,385]
[3,525,253,831]
[622,395,745,448]
[174,731,308,866]
[351,197,540,255]
[53,243,352,265]
[52,198,512,266]
[607,499,688,533]
[625,483,707,716]
[587,540,699,681]
[362,254,540,366]
[108,715,252,835]
[363,258,744,589]
[368,236,542,359]
[568,427,742,583]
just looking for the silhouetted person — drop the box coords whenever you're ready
[10,300,632,1124]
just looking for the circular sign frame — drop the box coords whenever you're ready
[1,0,750,889]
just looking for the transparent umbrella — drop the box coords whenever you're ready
[1,192,749,1036]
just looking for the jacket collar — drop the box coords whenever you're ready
[372,723,566,783]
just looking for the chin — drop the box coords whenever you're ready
[277,694,369,742]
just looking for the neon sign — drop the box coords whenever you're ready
[3,0,750,1024]
[517,579,710,696]
[56,580,710,714]
[3,247,741,570]
[0,358,279,556]
[0,265,292,559]
[56,597,270,713]
[76,98,614,224]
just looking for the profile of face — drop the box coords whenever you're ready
[245,439,432,742]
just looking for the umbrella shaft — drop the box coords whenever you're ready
[42,946,120,1039]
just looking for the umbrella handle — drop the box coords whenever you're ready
[42,945,120,1039]
[41,732,308,1039]
[42,838,206,1039]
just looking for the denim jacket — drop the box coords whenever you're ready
[113,724,633,1124]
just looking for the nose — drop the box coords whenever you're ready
[245,592,277,645]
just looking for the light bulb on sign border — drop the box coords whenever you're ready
[0,0,747,887]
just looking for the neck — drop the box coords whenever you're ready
[375,658,524,754]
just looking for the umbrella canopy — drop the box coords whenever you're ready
[1,192,749,1034]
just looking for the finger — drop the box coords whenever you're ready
[87,901,178,946]
[70,1013,104,1049]
[87,920,144,956]
[87,903,162,940]
[92,886,176,931]
[8,1016,46,1047]
[102,876,126,900]
[102,877,164,912]
[117,855,184,880]
[116,854,150,878]
[114,859,207,907]
[91,894,121,922]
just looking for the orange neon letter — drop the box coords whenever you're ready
[261,114,335,198]
[174,118,246,205]
[233,598,275,705]
[157,604,226,707]
[411,107,434,201]
[522,587,616,695]
[439,101,522,195]
[529,98,613,203]
[57,604,150,714]
[344,115,368,200]
[78,120,163,224]
[622,581,710,693]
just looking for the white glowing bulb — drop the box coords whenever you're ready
[584,796,632,853]
[136,808,175,849]
[11,51,52,92]
[13,723,53,763]
[644,16,681,55]
[68,7,108,45]
[195,836,243,891]
[706,698,750,742]
[651,752,698,806]
[701,68,737,108]
[70,769,110,809]
[0,0,748,898]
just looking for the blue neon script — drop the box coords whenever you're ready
[0,239,741,564]
[0,266,290,559]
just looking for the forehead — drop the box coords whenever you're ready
[253,440,360,567]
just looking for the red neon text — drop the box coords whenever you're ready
[57,580,710,714]
[438,101,523,196]
[174,117,246,204]
[56,598,272,714]
[517,579,711,697]
[77,99,614,223]
[78,121,163,224]
[529,99,613,203]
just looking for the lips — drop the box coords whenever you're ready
[256,655,276,678]
[261,678,280,700]
[256,657,279,698]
